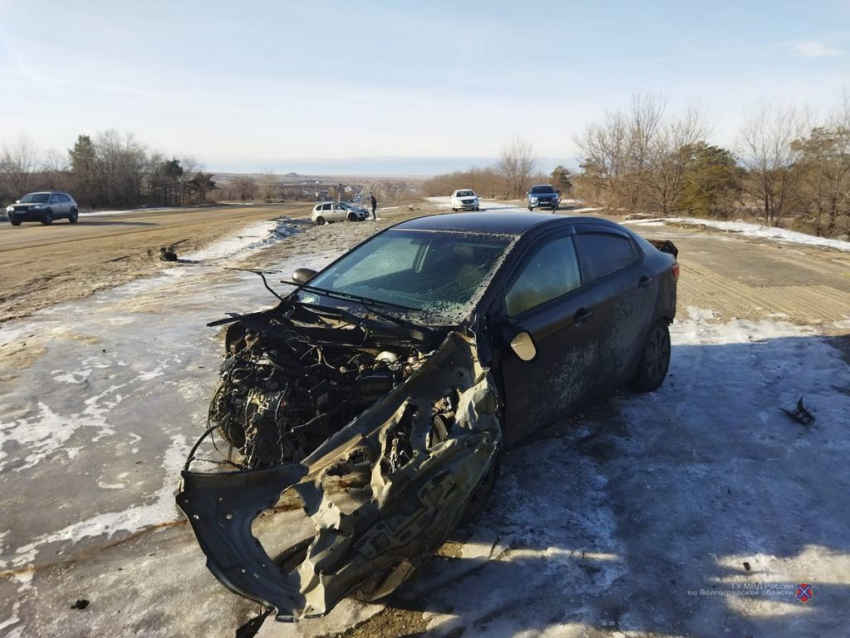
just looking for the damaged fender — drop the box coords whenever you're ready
[177,332,502,620]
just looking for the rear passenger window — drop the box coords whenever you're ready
[321,203,332,211]
[576,232,637,282]
[505,236,582,317]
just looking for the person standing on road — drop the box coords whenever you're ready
[369,194,377,220]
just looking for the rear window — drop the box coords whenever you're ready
[576,232,637,282]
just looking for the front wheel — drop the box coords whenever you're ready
[69,209,79,223]
[528,205,533,211]
[347,213,357,222]
[9,215,20,226]
[628,320,671,392]
[41,210,54,225]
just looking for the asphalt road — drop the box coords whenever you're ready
[0,203,313,322]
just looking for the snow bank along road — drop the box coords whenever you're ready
[0,208,849,638]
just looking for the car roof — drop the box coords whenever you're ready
[393,212,621,235]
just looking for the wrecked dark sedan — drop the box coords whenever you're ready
[177,213,678,625]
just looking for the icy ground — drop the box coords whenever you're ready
[0,219,849,637]
[625,218,850,253]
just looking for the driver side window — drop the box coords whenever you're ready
[505,236,582,317]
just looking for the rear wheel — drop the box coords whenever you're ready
[628,320,671,392]
[315,216,325,225]
[69,208,79,223]
[41,210,54,225]
[9,215,20,226]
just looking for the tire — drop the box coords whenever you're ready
[475,206,480,211]
[628,320,671,392]
[315,216,325,225]
[552,203,559,211]
[9,215,20,226]
[347,213,357,222]
[452,208,457,212]
[528,205,533,211]
[69,208,79,224]
[41,210,54,225]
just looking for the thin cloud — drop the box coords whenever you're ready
[795,40,845,58]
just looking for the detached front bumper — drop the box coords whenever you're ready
[177,332,502,621]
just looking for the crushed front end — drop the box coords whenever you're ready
[177,323,502,621]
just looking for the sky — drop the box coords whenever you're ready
[0,0,849,175]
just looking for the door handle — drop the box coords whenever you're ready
[638,275,652,289]
[574,307,593,327]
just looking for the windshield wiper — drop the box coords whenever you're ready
[301,285,415,311]
[298,285,439,336]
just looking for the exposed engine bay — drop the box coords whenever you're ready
[209,304,437,468]
[179,298,503,624]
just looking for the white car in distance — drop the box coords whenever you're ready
[311,201,369,225]
[451,189,480,211]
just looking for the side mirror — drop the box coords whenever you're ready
[556,190,561,194]
[510,331,537,362]
[292,267,317,285]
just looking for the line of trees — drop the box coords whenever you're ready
[575,93,850,238]
[0,130,216,210]
[421,136,571,199]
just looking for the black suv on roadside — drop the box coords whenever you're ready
[6,191,79,225]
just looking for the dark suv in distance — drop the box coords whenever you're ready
[5,191,79,225]
[527,184,560,211]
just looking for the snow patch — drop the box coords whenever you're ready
[625,217,850,252]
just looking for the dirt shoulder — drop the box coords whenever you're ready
[0,203,312,323]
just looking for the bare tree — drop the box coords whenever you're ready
[575,93,666,211]
[233,175,258,201]
[257,171,279,201]
[645,105,708,215]
[1,136,40,195]
[737,102,808,226]
[42,149,69,190]
[496,136,539,198]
